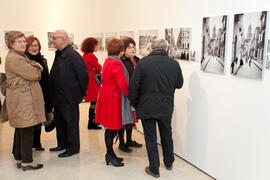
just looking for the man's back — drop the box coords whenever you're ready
[129,49,183,120]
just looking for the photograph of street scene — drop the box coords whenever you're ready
[139,29,158,57]
[201,15,227,74]
[231,11,267,79]
[165,28,191,61]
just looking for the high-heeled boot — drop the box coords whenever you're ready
[88,108,101,129]
[105,153,124,167]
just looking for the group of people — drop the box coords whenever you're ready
[2,29,183,178]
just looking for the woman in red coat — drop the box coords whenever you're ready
[81,38,102,129]
[95,39,134,167]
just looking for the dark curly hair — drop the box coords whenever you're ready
[122,37,136,50]
[81,37,98,53]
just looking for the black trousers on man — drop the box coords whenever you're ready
[54,104,80,154]
[14,126,35,163]
[141,118,175,175]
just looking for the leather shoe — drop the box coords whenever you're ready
[35,147,45,151]
[22,163,43,171]
[58,151,78,158]
[145,167,160,178]
[118,144,132,153]
[126,140,142,148]
[165,166,172,170]
[49,147,65,152]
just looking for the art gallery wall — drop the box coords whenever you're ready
[88,0,270,180]
[0,0,270,180]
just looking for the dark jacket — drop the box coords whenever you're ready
[120,55,140,78]
[129,49,183,120]
[48,45,88,107]
[25,52,51,112]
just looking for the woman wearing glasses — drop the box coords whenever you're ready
[118,37,142,153]
[5,31,45,171]
[25,36,50,150]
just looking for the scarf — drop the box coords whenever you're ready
[108,55,134,125]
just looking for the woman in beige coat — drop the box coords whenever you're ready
[5,31,45,171]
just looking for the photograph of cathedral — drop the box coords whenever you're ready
[165,28,191,61]
[139,29,158,57]
[231,11,268,79]
[201,15,227,74]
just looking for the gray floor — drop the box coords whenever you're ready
[0,103,213,180]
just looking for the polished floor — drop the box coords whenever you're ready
[0,103,213,180]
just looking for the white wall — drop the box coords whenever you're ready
[1,0,270,179]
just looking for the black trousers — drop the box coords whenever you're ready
[33,123,42,148]
[14,126,35,163]
[141,118,175,175]
[54,104,80,153]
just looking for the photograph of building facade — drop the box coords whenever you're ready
[231,11,267,78]
[139,29,158,57]
[119,31,135,40]
[104,32,117,50]
[201,15,227,74]
[92,33,104,51]
[266,39,270,69]
[165,28,191,61]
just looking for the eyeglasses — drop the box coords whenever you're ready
[52,36,64,40]
[29,44,39,48]
[127,46,135,49]
[15,40,26,44]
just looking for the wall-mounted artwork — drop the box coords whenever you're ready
[4,30,34,49]
[201,15,227,74]
[190,50,199,62]
[139,29,158,57]
[92,33,104,51]
[165,28,191,61]
[231,11,267,79]
[105,32,117,50]
[119,31,135,40]
[48,32,77,50]
[266,39,270,69]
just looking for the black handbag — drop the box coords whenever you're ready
[88,70,102,86]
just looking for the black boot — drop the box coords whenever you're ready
[88,107,101,129]
[105,130,124,167]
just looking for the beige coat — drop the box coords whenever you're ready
[5,49,46,128]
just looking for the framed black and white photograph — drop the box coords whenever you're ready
[5,31,34,49]
[139,29,158,57]
[201,15,227,74]
[190,50,199,62]
[165,28,191,61]
[119,31,135,40]
[231,11,267,79]
[266,39,270,69]
[105,32,117,50]
[92,33,104,51]
[48,32,77,50]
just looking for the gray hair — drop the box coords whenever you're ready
[151,38,168,50]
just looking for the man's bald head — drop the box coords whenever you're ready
[52,30,69,50]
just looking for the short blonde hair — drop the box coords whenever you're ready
[7,31,25,49]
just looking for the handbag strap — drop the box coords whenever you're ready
[87,70,96,78]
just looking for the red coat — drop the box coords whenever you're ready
[95,58,129,130]
[83,53,102,102]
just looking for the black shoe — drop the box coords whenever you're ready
[145,166,160,178]
[22,163,43,171]
[58,151,78,158]
[88,123,102,130]
[126,140,142,148]
[105,154,124,167]
[35,147,45,151]
[118,144,132,153]
[49,147,65,152]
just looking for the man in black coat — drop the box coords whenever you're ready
[48,30,88,158]
[129,38,183,178]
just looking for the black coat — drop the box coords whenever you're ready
[25,53,51,112]
[48,45,88,107]
[129,49,183,120]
